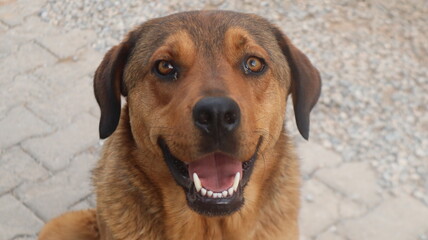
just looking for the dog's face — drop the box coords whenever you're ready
[94,11,320,216]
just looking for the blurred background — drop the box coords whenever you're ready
[0,0,427,239]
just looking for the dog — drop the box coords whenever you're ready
[39,10,321,240]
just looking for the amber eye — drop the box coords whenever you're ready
[244,56,265,74]
[156,60,175,76]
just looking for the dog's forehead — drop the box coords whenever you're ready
[177,11,272,47]
[137,11,277,55]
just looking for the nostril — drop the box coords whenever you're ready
[224,112,237,125]
[198,111,211,125]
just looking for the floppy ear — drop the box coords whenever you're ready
[272,27,321,140]
[94,32,139,139]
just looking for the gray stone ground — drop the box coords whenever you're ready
[0,0,427,239]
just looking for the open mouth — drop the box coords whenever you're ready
[158,137,262,216]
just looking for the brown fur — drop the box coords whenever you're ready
[38,210,99,240]
[39,10,321,240]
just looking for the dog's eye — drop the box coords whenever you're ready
[156,60,175,75]
[154,60,178,80]
[244,56,265,74]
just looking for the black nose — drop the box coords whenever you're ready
[193,97,241,136]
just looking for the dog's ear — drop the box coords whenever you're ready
[272,27,321,140]
[94,31,139,139]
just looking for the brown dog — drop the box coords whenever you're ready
[39,10,321,240]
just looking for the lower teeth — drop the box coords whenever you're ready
[192,172,241,198]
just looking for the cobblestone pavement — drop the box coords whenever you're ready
[1,0,427,240]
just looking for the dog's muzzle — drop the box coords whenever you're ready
[158,137,262,216]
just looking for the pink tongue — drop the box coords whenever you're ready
[188,153,242,192]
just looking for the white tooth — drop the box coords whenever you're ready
[207,191,213,197]
[193,173,202,192]
[201,188,207,196]
[233,172,240,192]
[214,193,220,198]
[222,191,228,197]
[228,187,234,196]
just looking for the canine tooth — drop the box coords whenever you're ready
[222,191,228,197]
[228,187,234,196]
[193,173,202,192]
[233,172,240,192]
[201,188,207,196]
[207,191,213,197]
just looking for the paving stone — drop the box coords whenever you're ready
[315,161,382,206]
[0,194,43,240]
[87,193,96,208]
[0,42,57,85]
[297,141,342,176]
[90,105,101,119]
[316,228,346,240]
[14,152,98,221]
[300,178,341,238]
[20,48,102,128]
[73,46,103,77]
[0,16,55,59]
[0,62,17,86]
[420,231,428,240]
[35,46,102,83]
[33,60,91,94]
[338,196,368,219]
[68,199,92,211]
[0,147,48,195]
[0,0,45,27]
[0,73,48,117]
[38,28,97,58]
[0,33,19,59]
[0,21,7,30]
[27,74,98,128]
[299,234,309,240]
[0,106,52,149]
[6,15,60,43]
[337,194,428,240]
[12,236,37,240]
[21,113,98,171]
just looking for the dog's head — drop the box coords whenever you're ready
[94,11,320,216]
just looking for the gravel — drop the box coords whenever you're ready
[39,0,428,204]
